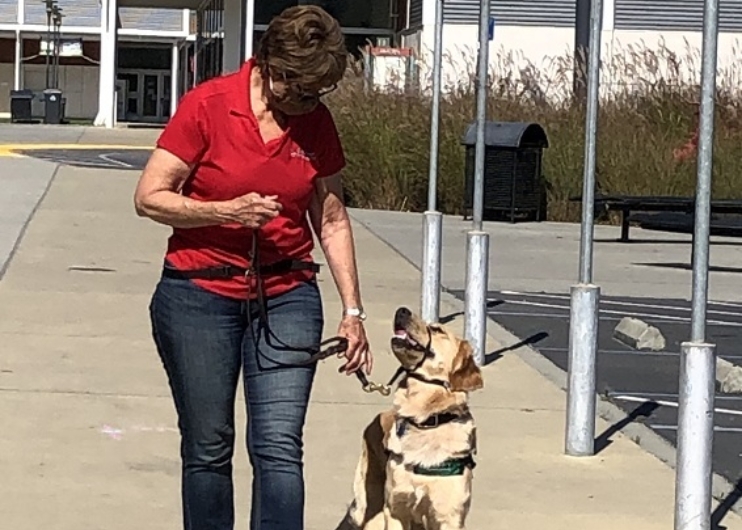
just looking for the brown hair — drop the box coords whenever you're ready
[255,5,348,90]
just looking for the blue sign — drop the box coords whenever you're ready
[488,17,495,41]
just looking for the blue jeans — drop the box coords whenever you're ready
[149,270,323,530]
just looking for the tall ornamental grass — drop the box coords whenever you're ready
[327,41,742,222]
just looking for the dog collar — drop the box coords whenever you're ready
[404,371,450,390]
[396,411,468,438]
[406,411,463,430]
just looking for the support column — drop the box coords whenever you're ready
[223,0,254,73]
[94,0,118,128]
[170,41,180,117]
[243,0,255,60]
[14,30,22,90]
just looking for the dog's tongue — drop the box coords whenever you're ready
[394,328,408,340]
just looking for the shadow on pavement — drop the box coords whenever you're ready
[594,401,660,455]
[439,300,504,326]
[634,262,742,274]
[713,478,742,530]
[485,331,549,365]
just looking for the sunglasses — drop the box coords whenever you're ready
[269,72,338,102]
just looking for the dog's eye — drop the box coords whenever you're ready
[429,325,444,334]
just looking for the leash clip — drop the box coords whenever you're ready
[363,381,392,396]
[356,371,392,396]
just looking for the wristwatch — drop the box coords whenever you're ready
[344,307,367,321]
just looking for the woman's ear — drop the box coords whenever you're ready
[449,340,484,393]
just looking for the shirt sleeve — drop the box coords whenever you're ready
[313,104,346,178]
[156,89,209,166]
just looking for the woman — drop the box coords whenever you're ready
[133,5,371,530]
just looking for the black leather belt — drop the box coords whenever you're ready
[162,259,320,280]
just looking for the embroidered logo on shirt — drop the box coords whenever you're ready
[290,148,316,162]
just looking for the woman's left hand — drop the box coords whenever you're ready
[337,316,372,375]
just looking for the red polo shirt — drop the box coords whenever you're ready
[155,58,346,300]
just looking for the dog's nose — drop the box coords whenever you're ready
[394,307,411,329]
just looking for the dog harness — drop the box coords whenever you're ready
[394,412,477,477]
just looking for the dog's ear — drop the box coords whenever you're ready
[449,340,484,392]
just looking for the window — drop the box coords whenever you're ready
[195,0,225,83]
[255,0,297,25]
[256,0,397,30]
[302,0,393,29]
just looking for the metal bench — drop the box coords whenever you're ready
[569,194,742,242]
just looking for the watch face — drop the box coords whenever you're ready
[345,308,366,320]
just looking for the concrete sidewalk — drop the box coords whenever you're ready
[0,122,161,147]
[1,159,741,529]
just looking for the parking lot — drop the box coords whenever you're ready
[450,289,742,483]
[15,148,150,170]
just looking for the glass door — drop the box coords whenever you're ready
[162,73,172,120]
[142,74,160,120]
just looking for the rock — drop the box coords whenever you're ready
[716,358,742,394]
[613,317,666,351]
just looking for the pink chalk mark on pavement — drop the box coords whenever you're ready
[100,425,124,441]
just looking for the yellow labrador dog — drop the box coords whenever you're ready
[341,307,484,530]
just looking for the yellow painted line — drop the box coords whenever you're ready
[0,144,153,150]
[0,149,23,158]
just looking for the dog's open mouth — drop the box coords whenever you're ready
[391,307,429,354]
[392,327,425,350]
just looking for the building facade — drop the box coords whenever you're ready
[1,0,739,125]
[192,0,410,86]
[0,0,191,122]
[408,0,742,94]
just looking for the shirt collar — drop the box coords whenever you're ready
[229,57,256,117]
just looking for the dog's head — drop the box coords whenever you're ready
[390,307,484,393]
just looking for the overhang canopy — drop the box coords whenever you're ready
[118,0,203,9]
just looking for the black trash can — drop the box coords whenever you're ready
[10,89,34,123]
[462,121,549,223]
[43,89,64,125]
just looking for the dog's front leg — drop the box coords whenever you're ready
[430,514,466,530]
[383,505,409,530]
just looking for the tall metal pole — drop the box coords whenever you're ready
[53,14,61,89]
[44,3,52,89]
[674,0,719,528]
[464,0,491,367]
[573,0,591,101]
[421,0,444,324]
[565,0,603,457]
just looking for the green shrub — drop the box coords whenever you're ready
[327,41,742,223]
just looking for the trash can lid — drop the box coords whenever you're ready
[461,121,549,148]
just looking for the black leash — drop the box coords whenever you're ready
[245,233,349,368]
[164,231,391,394]
[245,234,396,396]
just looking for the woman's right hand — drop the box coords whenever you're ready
[220,193,283,228]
